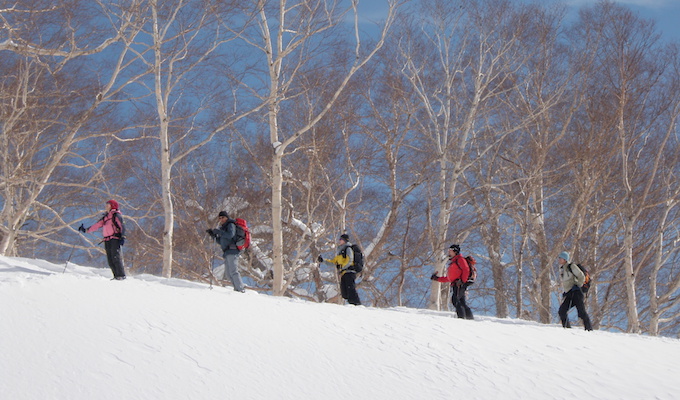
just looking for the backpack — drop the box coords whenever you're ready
[464,255,477,284]
[112,211,124,236]
[233,218,251,251]
[570,263,591,293]
[341,244,364,273]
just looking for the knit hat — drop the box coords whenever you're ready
[449,244,460,253]
[106,199,119,210]
[558,251,570,262]
[218,211,229,218]
[339,234,350,242]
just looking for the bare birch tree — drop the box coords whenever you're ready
[354,37,431,306]
[0,1,144,255]
[133,0,258,278]
[638,48,680,336]
[575,2,678,333]
[248,0,397,295]
[399,0,540,310]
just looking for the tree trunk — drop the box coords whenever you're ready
[160,129,174,278]
[271,151,285,295]
[428,160,451,310]
[488,218,508,318]
[623,208,640,333]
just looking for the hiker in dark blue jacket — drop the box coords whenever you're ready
[207,211,245,292]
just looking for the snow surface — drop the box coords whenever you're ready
[1,255,678,400]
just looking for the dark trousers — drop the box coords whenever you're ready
[452,283,474,319]
[558,288,592,331]
[340,272,361,305]
[104,239,126,278]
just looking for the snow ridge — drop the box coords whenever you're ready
[1,255,678,400]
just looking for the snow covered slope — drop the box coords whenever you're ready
[1,255,678,400]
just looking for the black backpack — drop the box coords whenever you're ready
[341,244,364,273]
[570,263,591,293]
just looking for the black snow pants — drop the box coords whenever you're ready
[104,238,126,279]
[451,282,474,319]
[558,287,592,331]
[340,271,361,305]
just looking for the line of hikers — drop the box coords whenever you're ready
[77,202,592,329]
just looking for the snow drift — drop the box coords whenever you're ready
[1,255,678,400]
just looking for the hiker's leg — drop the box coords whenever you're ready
[341,273,361,305]
[110,239,125,278]
[573,290,593,331]
[451,285,466,318]
[104,240,116,278]
[459,285,474,320]
[339,273,349,300]
[558,293,573,328]
[224,253,244,291]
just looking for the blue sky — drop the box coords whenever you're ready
[562,0,680,43]
[358,0,680,43]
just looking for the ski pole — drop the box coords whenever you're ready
[208,248,214,290]
[202,232,216,289]
[62,243,77,274]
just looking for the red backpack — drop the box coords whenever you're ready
[464,255,477,284]
[233,218,251,251]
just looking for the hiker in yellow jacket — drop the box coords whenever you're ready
[318,234,361,305]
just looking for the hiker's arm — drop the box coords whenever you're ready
[87,217,105,233]
[322,255,345,268]
[322,255,339,267]
[436,263,452,283]
[570,264,586,286]
[436,261,460,283]
[224,221,236,242]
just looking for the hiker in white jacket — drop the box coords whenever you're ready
[557,251,593,331]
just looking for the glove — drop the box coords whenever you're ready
[317,255,323,263]
[120,237,125,246]
[430,273,439,281]
[78,224,87,233]
[206,229,215,237]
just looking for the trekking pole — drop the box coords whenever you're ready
[62,243,77,274]
[208,249,215,290]
[201,233,217,290]
[420,284,431,309]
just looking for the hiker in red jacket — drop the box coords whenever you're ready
[431,244,474,319]
[79,199,126,280]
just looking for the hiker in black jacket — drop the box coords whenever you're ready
[206,211,245,292]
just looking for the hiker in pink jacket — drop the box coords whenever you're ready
[79,200,126,280]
